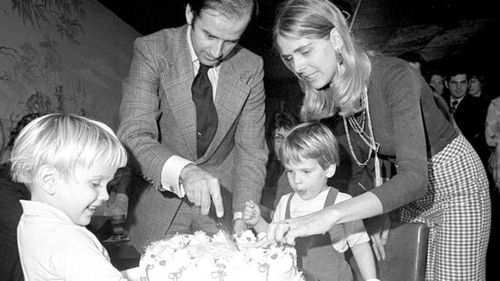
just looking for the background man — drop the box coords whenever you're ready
[443,68,489,167]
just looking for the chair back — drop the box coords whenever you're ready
[349,222,429,281]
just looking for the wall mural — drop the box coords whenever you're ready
[0,0,139,162]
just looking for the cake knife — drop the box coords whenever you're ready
[216,217,240,252]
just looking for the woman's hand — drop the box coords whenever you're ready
[267,208,337,245]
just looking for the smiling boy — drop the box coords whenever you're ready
[11,114,128,280]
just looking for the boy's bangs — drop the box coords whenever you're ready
[49,118,127,177]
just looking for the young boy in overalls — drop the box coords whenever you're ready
[244,122,378,281]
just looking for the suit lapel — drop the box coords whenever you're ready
[160,26,198,159]
[455,94,471,115]
[205,59,251,156]
[159,32,253,160]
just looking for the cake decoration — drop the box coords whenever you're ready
[140,230,304,281]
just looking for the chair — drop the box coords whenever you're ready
[349,222,429,281]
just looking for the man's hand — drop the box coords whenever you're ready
[180,164,223,217]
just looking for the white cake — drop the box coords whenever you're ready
[139,230,304,281]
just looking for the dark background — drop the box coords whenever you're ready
[98,0,498,85]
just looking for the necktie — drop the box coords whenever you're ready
[192,63,218,158]
[450,99,458,115]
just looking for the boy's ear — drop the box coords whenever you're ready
[325,164,336,178]
[37,164,59,195]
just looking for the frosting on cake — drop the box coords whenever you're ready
[140,230,303,281]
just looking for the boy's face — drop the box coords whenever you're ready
[54,163,116,226]
[285,157,335,200]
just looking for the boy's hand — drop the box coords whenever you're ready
[233,219,247,234]
[243,200,260,226]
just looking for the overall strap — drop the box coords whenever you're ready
[284,193,294,220]
[285,187,338,219]
[323,187,339,208]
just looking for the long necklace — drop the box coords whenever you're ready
[343,88,383,187]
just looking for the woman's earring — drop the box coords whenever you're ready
[335,50,344,66]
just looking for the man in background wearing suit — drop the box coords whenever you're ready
[443,69,489,167]
[118,0,267,251]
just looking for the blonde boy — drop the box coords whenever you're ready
[244,122,378,281]
[11,114,128,281]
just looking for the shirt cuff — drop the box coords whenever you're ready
[161,155,193,197]
[233,212,243,221]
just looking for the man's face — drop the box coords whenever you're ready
[186,6,251,66]
[447,74,469,99]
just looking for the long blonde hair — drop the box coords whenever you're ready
[273,0,371,120]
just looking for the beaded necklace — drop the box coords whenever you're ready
[342,88,383,187]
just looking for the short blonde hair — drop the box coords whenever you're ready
[10,114,127,186]
[279,122,339,169]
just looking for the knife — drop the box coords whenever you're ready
[216,217,240,252]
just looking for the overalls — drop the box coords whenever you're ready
[285,188,353,281]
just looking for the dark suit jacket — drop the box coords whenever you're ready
[443,93,490,164]
[0,163,29,281]
[118,25,268,248]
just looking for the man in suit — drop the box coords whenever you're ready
[117,0,268,251]
[443,69,489,167]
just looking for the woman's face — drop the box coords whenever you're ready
[468,76,482,97]
[429,74,444,95]
[277,34,337,90]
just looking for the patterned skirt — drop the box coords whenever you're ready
[400,134,491,281]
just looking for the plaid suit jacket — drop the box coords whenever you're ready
[118,25,268,248]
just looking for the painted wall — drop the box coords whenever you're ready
[0,0,140,162]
